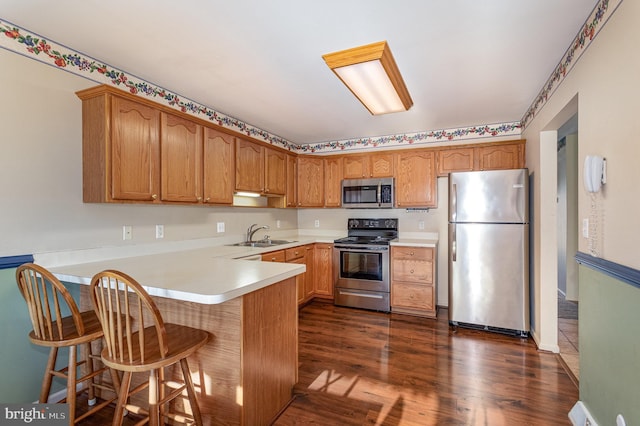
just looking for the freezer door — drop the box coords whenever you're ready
[449,169,528,223]
[448,223,529,332]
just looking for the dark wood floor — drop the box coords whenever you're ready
[77,300,577,425]
[274,301,578,426]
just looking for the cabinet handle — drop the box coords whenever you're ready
[271,257,277,261]
[410,269,414,274]
[205,197,210,202]
[151,194,158,200]
[410,252,414,256]
[197,196,202,201]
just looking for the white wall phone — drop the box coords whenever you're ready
[583,155,606,193]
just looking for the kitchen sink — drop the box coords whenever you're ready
[228,240,297,248]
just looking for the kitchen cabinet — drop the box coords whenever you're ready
[313,243,334,299]
[263,246,314,305]
[391,246,436,318]
[437,141,526,176]
[343,153,394,179]
[297,156,324,207]
[303,245,315,300]
[437,147,474,176]
[160,112,203,203]
[264,148,287,195]
[261,250,286,263]
[324,157,343,207]
[395,150,437,208]
[235,138,265,193]
[203,127,235,204]
[78,87,161,203]
[235,139,286,196]
[476,143,524,171]
[286,154,298,207]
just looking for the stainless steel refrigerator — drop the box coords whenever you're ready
[448,168,529,336]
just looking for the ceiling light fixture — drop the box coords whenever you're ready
[322,41,413,115]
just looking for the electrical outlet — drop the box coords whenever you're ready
[418,220,425,230]
[582,218,589,238]
[122,225,132,240]
[276,220,281,229]
[314,219,320,228]
[216,222,225,233]
[155,225,164,239]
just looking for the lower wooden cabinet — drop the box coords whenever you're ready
[391,245,437,318]
[313,243,334,299]
[263,245,317,305]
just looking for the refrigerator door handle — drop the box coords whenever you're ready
[451,183,457,222]
[451,224,457,262]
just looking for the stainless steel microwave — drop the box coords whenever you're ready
[341,178,394,208]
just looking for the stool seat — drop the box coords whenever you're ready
[101,323,209,372]
[28,310,104,347]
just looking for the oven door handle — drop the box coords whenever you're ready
[338,290,385,299]
[334,245,388,252]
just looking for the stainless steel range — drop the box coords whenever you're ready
[333,218,398,312]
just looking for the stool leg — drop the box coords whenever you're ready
[148,369,160,426]
[180,359,203,426]
[40,347,58,403]
[67,345,77,425]
[112,372,132,426]
[84,342,97,405]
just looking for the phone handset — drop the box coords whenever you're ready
[583,155,606,193]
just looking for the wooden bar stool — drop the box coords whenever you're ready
[15,263,120,424]
[90,269,210,426]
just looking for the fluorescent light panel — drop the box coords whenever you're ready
[323,41,413,115]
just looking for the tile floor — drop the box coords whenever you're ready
[558,317,579,381]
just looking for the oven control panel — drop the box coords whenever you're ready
[348,218,398,230]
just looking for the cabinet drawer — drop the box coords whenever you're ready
[391,246,433,261]
[392,282,434,311]
[261,250,285,262]
[392,259,433,284]
[285,246,305,261]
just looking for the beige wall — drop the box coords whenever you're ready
[523,1,639,423]
[0,49,298,259]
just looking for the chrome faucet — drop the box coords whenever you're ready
[246,223,270,243]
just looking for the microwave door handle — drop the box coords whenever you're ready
[377,182,381,207]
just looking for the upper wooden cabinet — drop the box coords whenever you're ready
[285,154,298,208]
[343,153,394,179]
[235,138,265,193]
[395,150,437,208]
[297,156,324,207]
[160,112,203,203]
[437,141,525,176]
[78,88,161,203]
[235,139,286,196]
[324,157,343,207]
[203,127,235,204]
[476,143,524,171]
[264,148,286,195]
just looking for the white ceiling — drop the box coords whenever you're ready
[2,1,597,145]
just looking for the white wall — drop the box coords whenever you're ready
[0,49,298,260]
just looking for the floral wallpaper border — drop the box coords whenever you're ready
[520,0,622,129]
[0,0,620,153]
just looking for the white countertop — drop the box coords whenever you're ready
[45,230,438,306]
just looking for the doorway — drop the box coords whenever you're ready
[557,117,579,381]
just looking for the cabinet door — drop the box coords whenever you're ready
[304,245,315,299]
[370,153,394,177]
[160,112,203,203]
[111,96,160,201]
[476,144,523,170]
[313,244,334,298]
[297,157,324,207]
[264,148,286,195]
[395,151,437,208]
[236,139,264,192]
[261,250,286,263]
[203,127,235,204]
[391,283,435,312]
[342,155,368,179]
[286,154,298,207]
[437,148,474,176]
[324,157,343,207]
